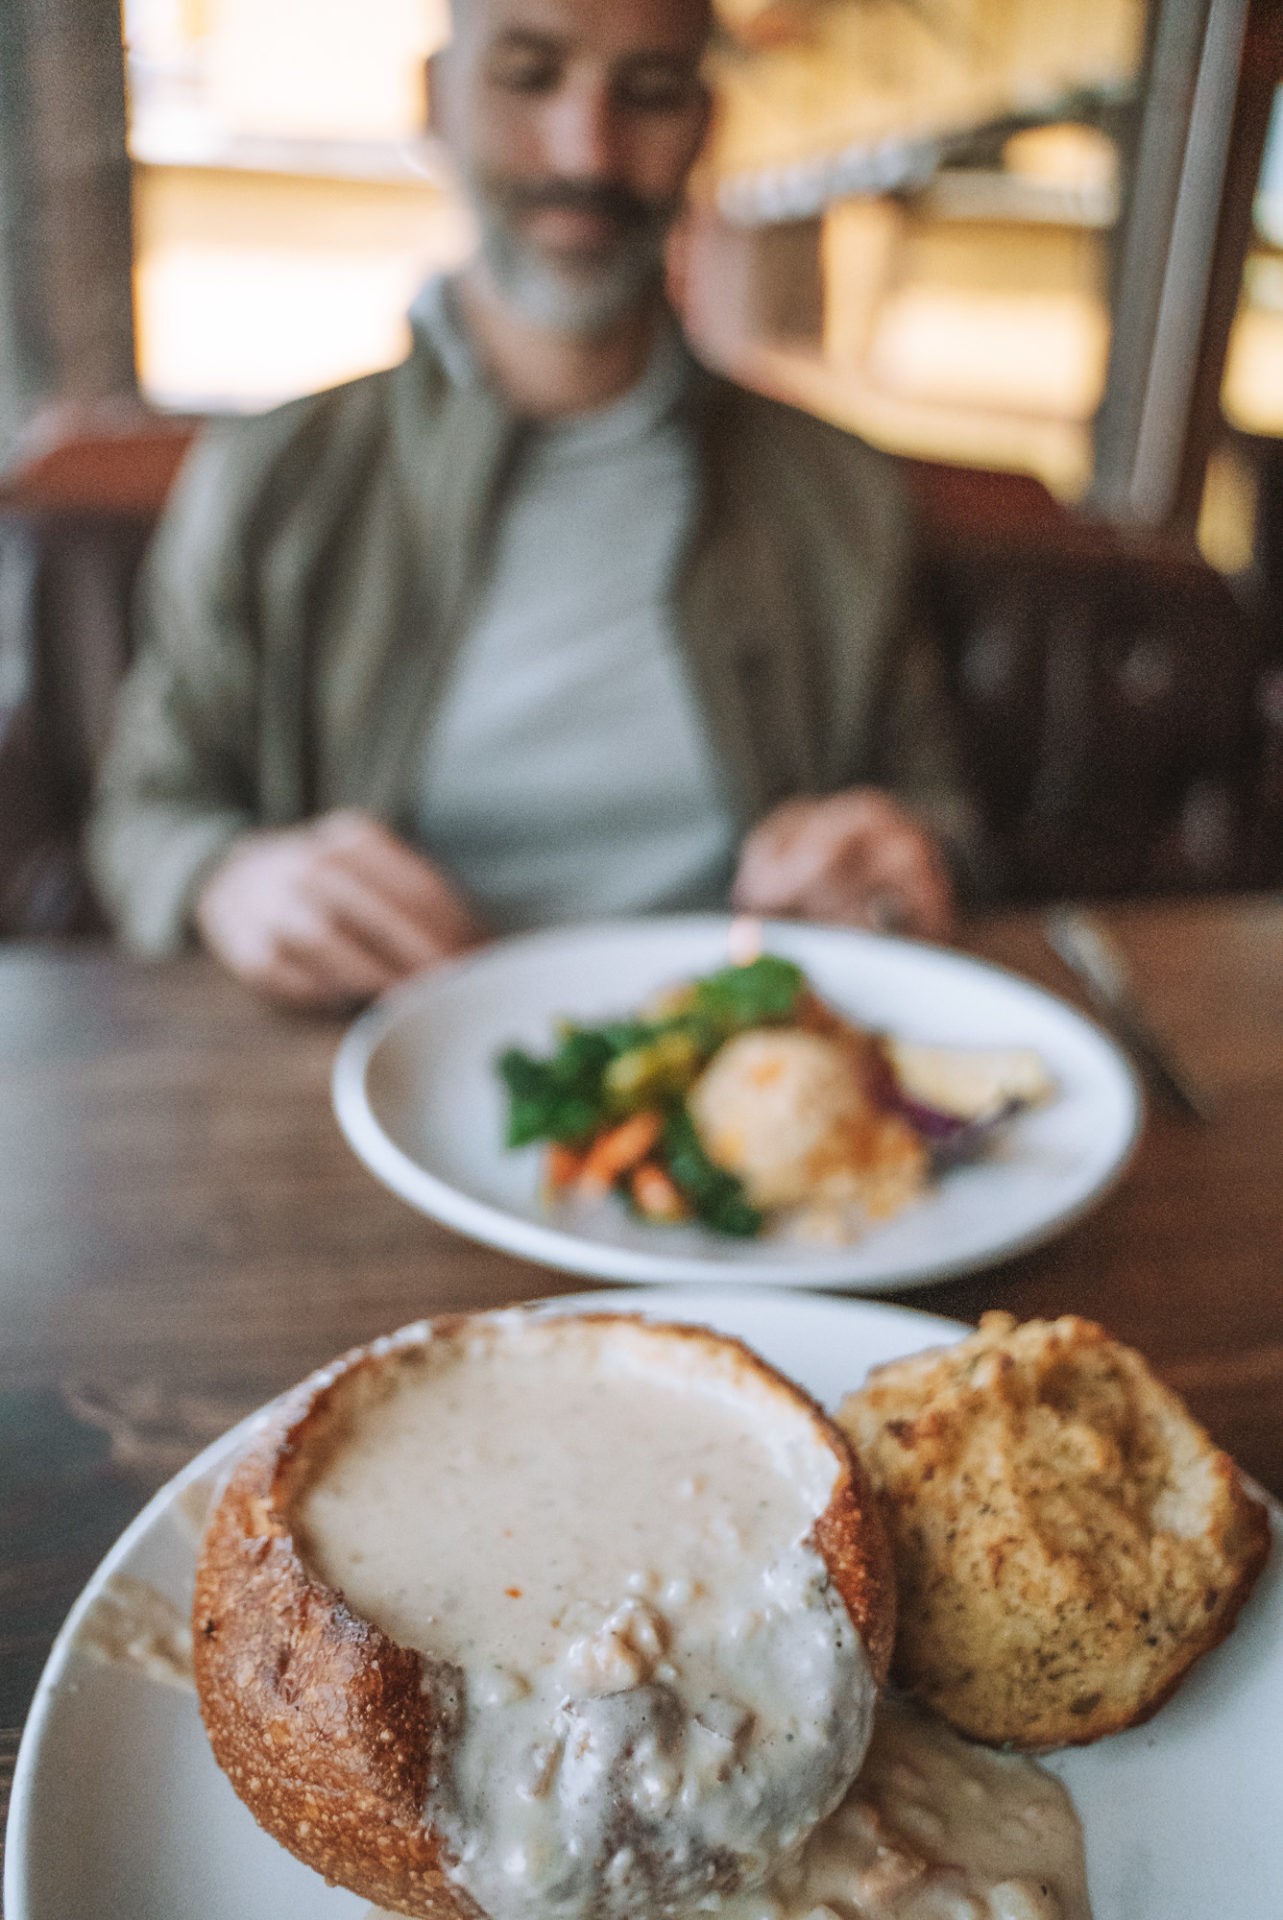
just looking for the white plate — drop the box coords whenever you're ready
[6,1289,1282,1919]
[332,916,1141,1292]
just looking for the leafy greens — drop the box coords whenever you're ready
[497,954,805,1233]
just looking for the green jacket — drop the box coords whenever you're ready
[88,329,968,954]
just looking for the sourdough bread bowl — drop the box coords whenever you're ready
[193,1311,894,1920]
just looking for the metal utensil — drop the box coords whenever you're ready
[1045,907,1216,1124]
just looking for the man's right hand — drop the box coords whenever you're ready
[194,810,486,1010]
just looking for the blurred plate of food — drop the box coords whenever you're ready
[331,915,1141,1292]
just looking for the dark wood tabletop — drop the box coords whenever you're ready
[2,893,1281,1888]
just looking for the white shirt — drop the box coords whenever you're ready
[410,281,739,932]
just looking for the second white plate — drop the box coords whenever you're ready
[332,916,1141,1292]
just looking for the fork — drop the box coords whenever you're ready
[1044,907,1216,1124]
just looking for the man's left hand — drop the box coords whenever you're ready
[731,789,955,941]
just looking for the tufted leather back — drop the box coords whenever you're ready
[0,412,196,935]
[0,419,1279,938]
[911,480,1278,899]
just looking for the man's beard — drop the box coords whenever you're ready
[466,177,678,337]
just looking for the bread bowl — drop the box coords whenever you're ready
[193,1311,893,1919]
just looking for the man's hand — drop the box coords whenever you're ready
[195,810,486,1009]
[731,790,955,941]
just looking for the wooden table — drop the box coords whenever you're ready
[2,894,1281,1886]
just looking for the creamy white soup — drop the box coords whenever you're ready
[357,1693,1091,1920]
[295,1315,876,1920]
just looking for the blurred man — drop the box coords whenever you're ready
[89,0,970,1009]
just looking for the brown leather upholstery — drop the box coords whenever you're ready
[0,410,196,936]
[0,416,1278,939]
[905,464,1279,900]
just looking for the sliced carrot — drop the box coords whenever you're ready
[545,1142,585,1193]
[578,1111,664,1191]
[630,1162,691,1223]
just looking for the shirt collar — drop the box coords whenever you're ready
[408,274,483,390]
[408,273,693,434]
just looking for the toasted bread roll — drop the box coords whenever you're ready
[839,1312,1270,1750]
[195,1312,893,1918]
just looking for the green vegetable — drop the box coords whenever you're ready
[603,1027,704,1114]
[690,954,805,1033]
[498,953,805,1235]
[498,1031,613,1147]
[662,1107,763,1238]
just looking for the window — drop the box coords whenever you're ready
[124,0,1148,500]
[124,0,470,407]
[696,0,1148,496]
[1221,84,1283,439]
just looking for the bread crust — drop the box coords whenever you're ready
[193,1311,893,1916]
[839,1312,1271,1751]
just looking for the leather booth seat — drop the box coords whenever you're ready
[1,413,1279,938]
